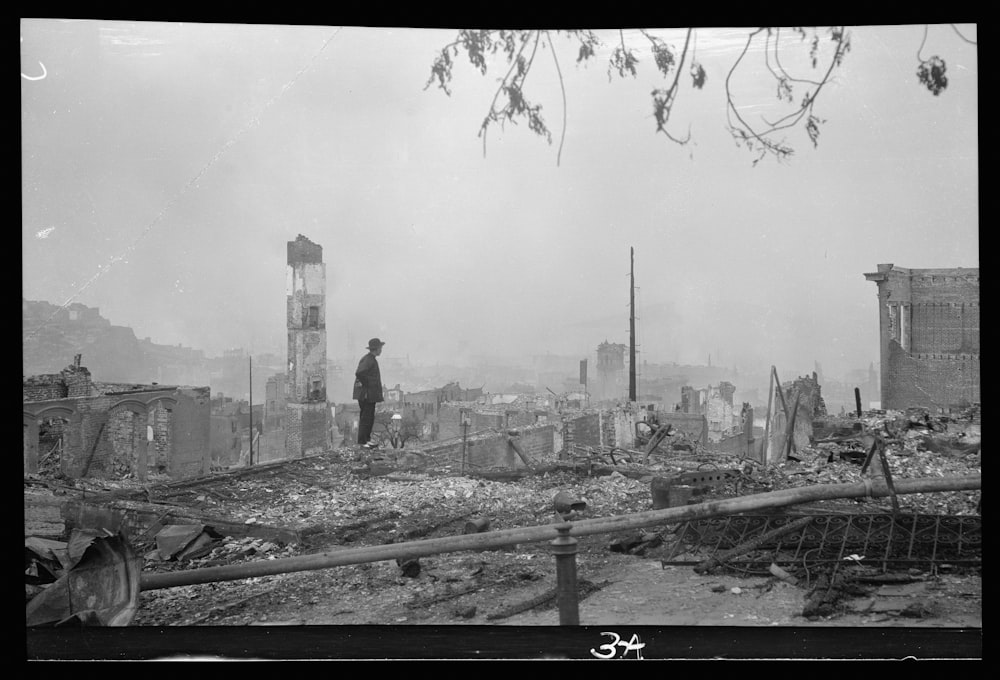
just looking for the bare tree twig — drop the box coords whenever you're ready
[546,31,568,167]
[949,24,977,45]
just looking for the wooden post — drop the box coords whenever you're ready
[507,435,533,469]
[762,368,775,464]
[772,366,789,419]
[783,392,801,460]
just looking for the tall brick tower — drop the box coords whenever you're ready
[285,235,328,458]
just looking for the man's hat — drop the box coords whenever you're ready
[367,338,385,350]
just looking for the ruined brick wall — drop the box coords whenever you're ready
[712,405,754,457]
[910,303,980,354]
[24,363,94,402]
[149,401,172,470]
[285,402,328,457]
[23,375,67,401]
[680,386,697,414]
[865,265,979,410]
[886,343,980,410]
[64,370,93,398]
[257,429,287,463]
[705,390,734,442]
[657,413,709,446]
[285,404,303,457]
[435,407,539,442]
[24,385,208,480]
[600,411,617,448]
[507,410,537,429]
[24,420,38,474]
[417,423,555,470]
[62,396,111,478]
[107,407,143,477]
[300,404,329,454]
[472,412,505,432]
[210,415,241,466]
[168,387,211,479]
[437,405,462,441]
[562,412,601,449]
[768,377,824,461]
[602,407,643,450]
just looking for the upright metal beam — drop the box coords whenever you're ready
[551,524,579,625]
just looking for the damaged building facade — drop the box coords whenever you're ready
[23,356,210,480]
[677,381,742,442]
[595,340,628,402]
[864,264,980,411]
[765,373,827,464]
[285,235,329,458]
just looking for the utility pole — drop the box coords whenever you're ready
[629,247,637,403]
[248,355,253,466]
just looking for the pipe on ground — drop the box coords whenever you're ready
[140,474,980,591]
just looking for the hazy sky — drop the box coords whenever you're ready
[21,22,978,379]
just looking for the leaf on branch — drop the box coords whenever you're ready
[805,114,825,147]
[649,38,676,77]
[527,108,552,143]
[495,30,520,60]
[459,30,491,75]
[608,45,639,80]
[690,62,706,89]
[917,55,948,96]
[728,126,794,166]
[515,54,527,79]
[833,30,852,66]
[569,30,601,63]
[651,88,676,133]
[424,48,454,95]
[777,76,793,103]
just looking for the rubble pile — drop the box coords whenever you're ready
[26,407,980,626]
[747,409,981,515]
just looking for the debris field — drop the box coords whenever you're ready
[25,408,980,626]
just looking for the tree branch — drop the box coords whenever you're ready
[546,30,568,167]
[479,31,534,158]
[771,27,825,88]
[725,29,792,163]
[949,24,977,45]
[650,28,694,146]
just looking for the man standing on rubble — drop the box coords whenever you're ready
[354,338,385,449]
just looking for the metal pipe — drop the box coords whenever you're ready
[551,524,579,625]
[139,474,981,591]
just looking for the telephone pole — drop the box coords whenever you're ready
[248,356,254,466]
[629,247,637,403]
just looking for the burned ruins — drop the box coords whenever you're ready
[23,245,981,642]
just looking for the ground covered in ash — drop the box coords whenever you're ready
[123,410,980,627]
[26,409,980,630]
